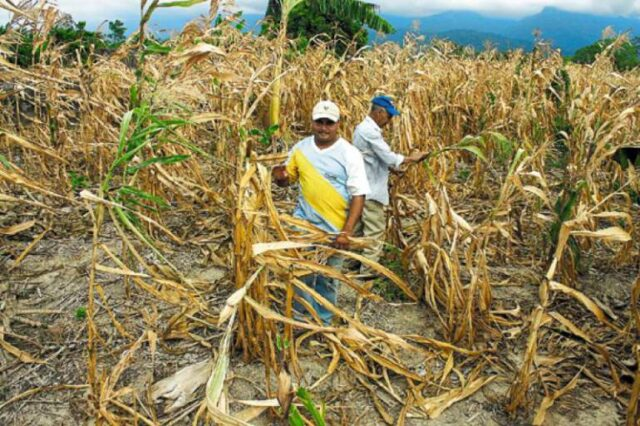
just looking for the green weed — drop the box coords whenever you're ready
[289,387,326,426]
[249,124,280,147]
[68,171,89,191]
[0,153,12,169]
[456,167,471,182]
[547,180,588,271]
[373,245,409,301]
[75,306,87,320]
[276,333,291,351]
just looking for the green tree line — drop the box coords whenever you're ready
[0,0,394,67]
[2,1,640,71]
[0,19,126,67]
[570,37,640,71]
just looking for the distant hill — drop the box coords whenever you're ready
[106,12,264,38]
[384,11,513,35]
[374,7,640,55]
[372,29,532,53]
[424,30,533,52]
[507,7,640,53]
[52,6,640,56]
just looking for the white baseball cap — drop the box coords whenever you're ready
[312,100,340,122]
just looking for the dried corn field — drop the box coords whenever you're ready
[1,2,640,425]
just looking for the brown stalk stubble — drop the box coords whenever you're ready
[1,3,639,424]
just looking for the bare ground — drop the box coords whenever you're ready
[0,213,636,425]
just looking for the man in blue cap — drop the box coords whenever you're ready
[353,96,428,273]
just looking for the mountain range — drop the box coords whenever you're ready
[97,6,640,56]
[372,7,640,54]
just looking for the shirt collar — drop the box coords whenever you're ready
[364,115,381,132]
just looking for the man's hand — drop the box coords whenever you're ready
[405,151,429,164]
[390,167,406,176]
[333,231,351,250]
[272,164,289,187]
[336,195,364,250]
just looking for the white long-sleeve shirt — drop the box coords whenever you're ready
[352,116,404,205]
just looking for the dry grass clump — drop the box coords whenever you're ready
[1,1,639,424]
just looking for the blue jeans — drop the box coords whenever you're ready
[294,256,343,326]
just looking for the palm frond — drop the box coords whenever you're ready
[314,0,394,34]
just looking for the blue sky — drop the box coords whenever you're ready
[2,0,640,27]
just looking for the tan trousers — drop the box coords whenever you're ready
[358,199,386,266]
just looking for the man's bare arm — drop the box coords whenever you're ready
[334,195,365,249]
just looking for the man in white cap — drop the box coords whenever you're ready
[273,100,370,325]
[353,96,428,272]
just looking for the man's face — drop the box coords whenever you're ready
[374,108,392,128]
[312,118,339,144]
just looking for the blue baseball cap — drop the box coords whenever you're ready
[371,95,400,117]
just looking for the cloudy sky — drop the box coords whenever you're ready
[3,0,640,26]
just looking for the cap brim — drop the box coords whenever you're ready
[388,106,400,116]
[312,113,339,122]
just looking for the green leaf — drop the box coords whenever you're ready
[118,204,142,227]
[157,0,207,8]
[74,306,87,320]
[113,139,153,169]
[126,154,190,174]
[457,145,487,162]
[296,388,325,426]
[0,153,13,169]
[488,131,514,162]
[169,133,210,157]
[488,131,509,146]
[276,334,291,351]
[119,197,160,213]
[288,405,305,426]
[130,123,165,142]
[148,115,191,127]
[507,148,526,177]
[457,134,484,147]
[129,84,139,106]
[435,141,487,163]
[68,171,89,191]
[118,186,169,208]
[112,205,185,280]
[142,40,172,56]
[117,110,134,158]
[238,127,248,142]
[282,0,305,18]
[315,0,394,34]
[267,124,280,134]
[113,205,157,252]
[156,119,191,128]
[116,122,171,168]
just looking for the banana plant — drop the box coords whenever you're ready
[268,0,394,130]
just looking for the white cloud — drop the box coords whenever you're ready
[47,0,268,21]
[374,0,640,17]
[3,0,639,25]
[233,0,269,15]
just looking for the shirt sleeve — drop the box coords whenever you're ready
[345,148,370,197]
[361,127,404,169]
